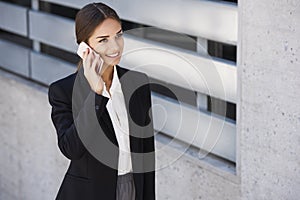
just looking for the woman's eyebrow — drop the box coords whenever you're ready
[96,29,123,39]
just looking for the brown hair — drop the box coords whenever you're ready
[75,2,121,70]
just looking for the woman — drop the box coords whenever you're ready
[48,2,155,200]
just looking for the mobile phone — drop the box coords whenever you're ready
[77,42,103,73]
[77,42,94,59]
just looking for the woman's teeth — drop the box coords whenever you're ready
[107,53,119,58]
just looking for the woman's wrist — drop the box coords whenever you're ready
[94,85,104,95]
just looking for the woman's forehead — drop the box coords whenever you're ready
[92,18,122,37]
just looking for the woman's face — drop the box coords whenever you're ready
[88,18,124,68]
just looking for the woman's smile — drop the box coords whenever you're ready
[106,52,120,58]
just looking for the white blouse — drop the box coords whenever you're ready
[102,66,133,175]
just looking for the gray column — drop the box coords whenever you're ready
[31,0,40,52]
[196,37,208,111]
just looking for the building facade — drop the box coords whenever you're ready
[0,0,299,199]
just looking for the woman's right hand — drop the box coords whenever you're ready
[82,48,104,95]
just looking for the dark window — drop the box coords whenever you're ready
[40,43,79,64]
[39,1,78,20]
[149,77,197,106]
[209,0,237,4]
[0,0,31,7]
[207,96,236,121]
[223,0,237,4]
[122,20,197,51]
[0,29,32,48]
[208,40,237,62]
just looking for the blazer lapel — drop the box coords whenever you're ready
[116,66,146,191]
[116,66,144,154]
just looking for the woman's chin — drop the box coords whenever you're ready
[104,57,121,66]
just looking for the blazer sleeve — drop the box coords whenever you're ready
[142,78,156,200]
[48,82,109,160]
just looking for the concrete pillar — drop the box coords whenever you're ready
[238,0,300,199]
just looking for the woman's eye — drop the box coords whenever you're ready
[116,33,123,38]
[99,39,108,43]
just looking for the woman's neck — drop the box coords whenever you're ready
[101,65,114,88]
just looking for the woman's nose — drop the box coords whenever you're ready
[108,39,120,52]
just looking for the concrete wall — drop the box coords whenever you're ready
[0,70,69,200]
[238,0,300,199]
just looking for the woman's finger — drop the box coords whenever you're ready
[91,53,102,74]
[83,48,90,70]
[82,48,89,60]
[87,49,94,68]
[91,56,99,76]
[90,52,100,73]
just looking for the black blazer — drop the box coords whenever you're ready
[48,65,155,200]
